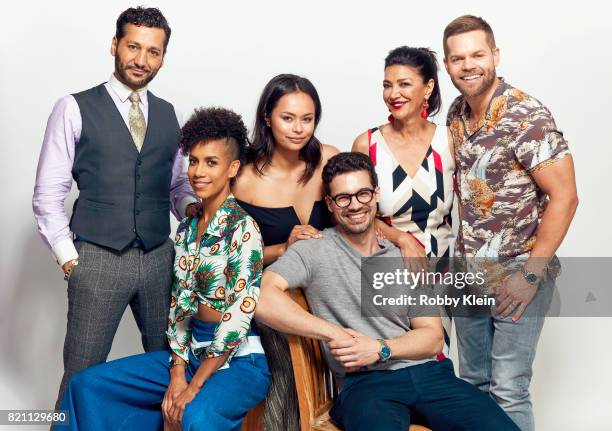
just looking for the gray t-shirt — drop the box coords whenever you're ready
[267,227,437,378]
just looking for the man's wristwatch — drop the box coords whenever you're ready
[520,266,540,285]
[377,339,391,362]
[63,258,79,281]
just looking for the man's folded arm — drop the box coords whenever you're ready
[386,316,445,360]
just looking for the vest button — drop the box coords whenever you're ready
[135,210,140,215]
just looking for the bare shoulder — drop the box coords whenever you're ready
[321,144,340,163]
[232,164,261,199]
[352,131,370,154]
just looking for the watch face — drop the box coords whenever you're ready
[525,272,538,284]
[381,345,391,360]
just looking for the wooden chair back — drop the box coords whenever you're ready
[287,289,336,431]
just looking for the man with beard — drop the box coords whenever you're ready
[443,15,578,430]
[255,152,518,431]
[32,7,197,407]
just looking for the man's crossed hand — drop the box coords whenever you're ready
[328,328,381,372]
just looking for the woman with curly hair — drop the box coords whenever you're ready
[57,107,270,431]
[232,73,339,430]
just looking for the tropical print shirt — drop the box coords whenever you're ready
[447,79,570,267]
[166,194,264,365]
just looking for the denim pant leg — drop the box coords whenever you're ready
[59,350,270,431]
[181,354,271,431]
[57,350,171,431]
[489,282,554,431]
[455,314,494,392]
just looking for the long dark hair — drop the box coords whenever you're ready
[248,74,322,184]
[385,46,442,117]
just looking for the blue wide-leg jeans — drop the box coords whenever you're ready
[57,319,270,431]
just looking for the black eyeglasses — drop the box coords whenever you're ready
[329,188,376,208]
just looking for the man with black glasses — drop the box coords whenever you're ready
[255,152,518,431]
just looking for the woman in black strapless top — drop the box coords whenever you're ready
[233,74,338,431]
[235,199,331,246]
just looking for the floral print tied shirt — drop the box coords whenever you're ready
[166,194,264,367]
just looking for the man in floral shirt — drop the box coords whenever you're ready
[443,15,578,431]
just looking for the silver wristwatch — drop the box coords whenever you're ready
[520,266,540,285]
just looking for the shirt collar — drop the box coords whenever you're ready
[459,77,509,122]
[190,194,239,239]
[329,226,394,258]
[108,73,148,105]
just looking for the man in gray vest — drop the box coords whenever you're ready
[32,7,197,407]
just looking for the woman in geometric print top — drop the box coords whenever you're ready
[352,47,455,357]
[57,107,270,431]
[353,46,455,261]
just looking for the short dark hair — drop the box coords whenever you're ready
[248,74,323,184]
[443,15,496,57]
[385,46,442,117]
[322,152,378,196]
[179,107,249,164]
[115,7,171,51]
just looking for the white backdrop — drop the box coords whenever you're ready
[1,0,611,429]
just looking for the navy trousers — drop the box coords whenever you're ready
[329,359,519,431]
[57,319,270,431]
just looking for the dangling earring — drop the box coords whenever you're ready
[420,100,430,119]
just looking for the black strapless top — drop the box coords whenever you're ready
[235,198,332,246]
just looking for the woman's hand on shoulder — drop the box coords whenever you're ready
[285,224,322,250]
[184,202,202,219]
[397,232,429,275]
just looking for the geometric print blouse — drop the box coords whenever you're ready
[166,194,264,365]
[367,124,455,258]
[367,124,455,357]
